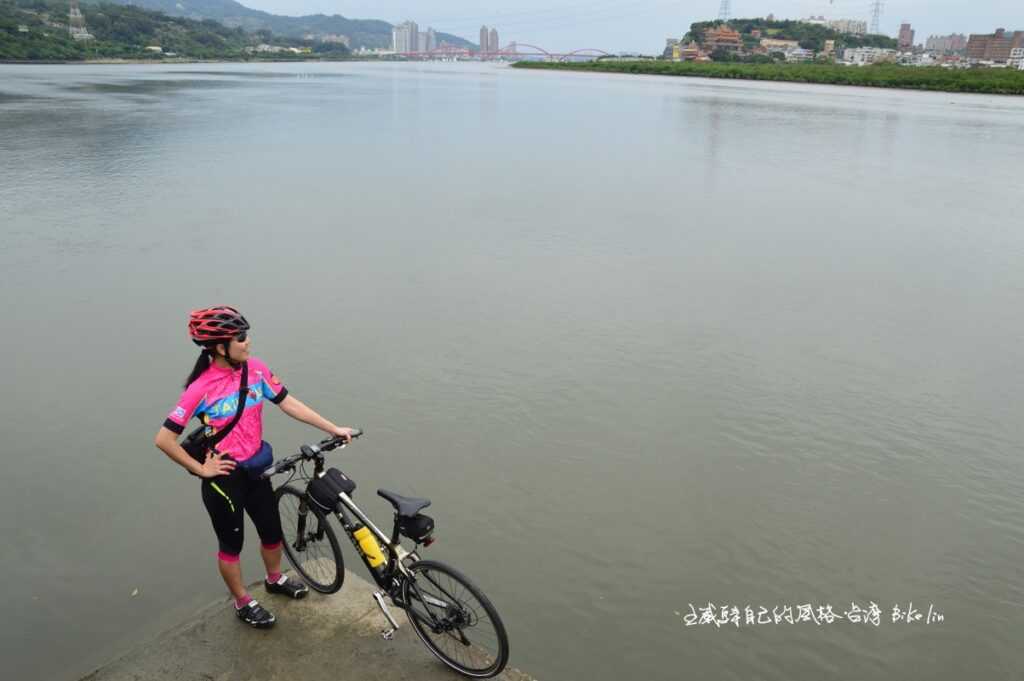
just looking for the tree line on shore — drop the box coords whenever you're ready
[514,61,1024,96]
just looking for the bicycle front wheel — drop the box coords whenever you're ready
[402,560,509,678]
[275,485,344,594]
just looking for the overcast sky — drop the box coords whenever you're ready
[237,0,1023,53]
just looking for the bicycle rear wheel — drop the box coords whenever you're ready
[275,485,344,594]
[402,560,509,678]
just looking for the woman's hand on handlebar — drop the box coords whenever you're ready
[328,426,358,444]
[198,451,236,478]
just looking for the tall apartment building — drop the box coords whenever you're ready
[898,23,915,50]
[392,20,419,52]
[925,34,967,53]
[828,19,867,35]
[392,23,409,52]
[966,28,1024,63]
[489,28,499,53]
[408,21,419,51]
[480,25,490,53]
[418,28,436,52]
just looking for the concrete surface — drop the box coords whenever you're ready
[81,570,531,681]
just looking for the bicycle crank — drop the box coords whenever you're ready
[372,590,400,640]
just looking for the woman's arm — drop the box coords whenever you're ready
[277,394,355,441]
[154,427,236,477]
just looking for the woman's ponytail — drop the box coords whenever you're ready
[184,349,212,388]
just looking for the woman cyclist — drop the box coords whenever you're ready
[154,306,356,628]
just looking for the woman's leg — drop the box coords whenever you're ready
[217,554,248,601]
[204,475,276,627]
[260,542,283,578]
[246,477,285,574]
[202,476,248,600]
[246,478,306,596]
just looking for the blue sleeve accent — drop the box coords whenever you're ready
[260,378,275,400]
[260,375,286,402]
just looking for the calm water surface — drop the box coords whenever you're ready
[2,62,1023,681]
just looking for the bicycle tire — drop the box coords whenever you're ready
[402,560,509,678]
[275,484,344,594]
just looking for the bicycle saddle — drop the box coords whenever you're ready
[377,489,431,517]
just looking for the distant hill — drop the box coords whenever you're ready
[1,0,345,60]
[91,0,475,49]
[683,18,898,52]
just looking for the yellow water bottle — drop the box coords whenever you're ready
[353,524,386,568]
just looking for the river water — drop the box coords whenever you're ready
[2,62,1023,681]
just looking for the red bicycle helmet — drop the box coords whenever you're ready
[188,306,250,346]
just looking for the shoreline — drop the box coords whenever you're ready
[81,569,532,681]
[511,60,1024,96]
[0,57,373,65]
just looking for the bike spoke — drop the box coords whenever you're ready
[277,488,342,591]
[405,564,504,674]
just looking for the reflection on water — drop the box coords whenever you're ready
[1,62,1024,681]
[64,78,246,95]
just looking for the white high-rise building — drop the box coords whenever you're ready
[489,28,499,53]
[408,20,419,51]
[480,25,489,53]
[392,20,419,52]
[392,24,408,52]
[419,28,436,52]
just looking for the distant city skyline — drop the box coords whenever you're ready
[238,0,1022,53]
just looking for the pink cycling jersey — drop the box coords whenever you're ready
[162,357,288,461]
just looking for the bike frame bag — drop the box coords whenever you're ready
[309,467,357,512]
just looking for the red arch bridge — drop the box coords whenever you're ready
[393,44,612,62]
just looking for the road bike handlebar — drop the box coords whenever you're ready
[261,428,363,478]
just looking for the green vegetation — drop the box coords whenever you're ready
[1,0,83,58]
[0,0,350,61]
[512,61,1024,96]
[684,17,898,53]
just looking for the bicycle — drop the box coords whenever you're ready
[263,429,510,678]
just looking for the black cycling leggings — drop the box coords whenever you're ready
[201,469,283,559]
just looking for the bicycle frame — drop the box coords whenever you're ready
[300,456,419,594]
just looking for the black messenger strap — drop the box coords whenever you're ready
[203,361,249,453]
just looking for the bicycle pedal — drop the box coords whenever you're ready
[372,590,400,638]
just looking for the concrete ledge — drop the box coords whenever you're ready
[82,570,532,681]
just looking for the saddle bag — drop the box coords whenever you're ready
[399,513,435,543]
[308,467,357,513]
